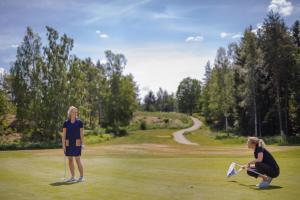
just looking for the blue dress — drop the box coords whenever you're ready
[63,119,83,156]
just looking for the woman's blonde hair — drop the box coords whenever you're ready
[67,106,78,119]
[247,137,266,148]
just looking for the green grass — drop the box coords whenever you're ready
[185,123,247,146]
[0,147,300,200]
[127,111,193,131]
[85,133,113,145]
[1,125,300,200]
[105,129,177,145]
[185,118,300,146]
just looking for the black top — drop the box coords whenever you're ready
[63,119,83,145]
[254,145,279,171]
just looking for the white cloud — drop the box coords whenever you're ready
[100,59,108,65]
[120,44,214,98]
[72,42,215,99]
[251,23,263,34]
[185,35,204,42]
[232,33,242,39]
[83,0,151,24]
[152,12,179,19]
[95,30,109,39]
[257,23,263,29]
[99,34,108,38]
[268,0,293,16]
[0,67,6,75]
[220,32,230,38]
[10,44,18,48]
[220,32,242,39]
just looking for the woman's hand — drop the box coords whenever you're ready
[247,160,256,168]
[241,165,247,169]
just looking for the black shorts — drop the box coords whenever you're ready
[65,146,81,157]
[247,162,280,178]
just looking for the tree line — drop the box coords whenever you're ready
[0,12,299,143]
[0,26,138,142]
[142,12,300,139]
[201,12,300,139]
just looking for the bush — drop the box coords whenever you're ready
[118,129,128,136]
[91,127,105,135]
[0,141,61,150]
[140,121,147,130]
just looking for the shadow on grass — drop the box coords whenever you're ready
[228,180,283,190]
[50,181,79,186]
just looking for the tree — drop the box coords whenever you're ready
[176,77,201,115]
[289,20,300,134]
[203,61,211,84]
[259,12,294,140]
[235,27,261,136]
[41,26,74,141]
[10,27,43,136]
[143,91,156,112]
[292,20,300,47]
[201,61,212,119]
[102,51,138,134]
[214,47,234,131]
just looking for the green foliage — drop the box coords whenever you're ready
[103,56,138,134]
[142,88,176,112]
[127,111,192,131]
[176,77,201,115]
[140,120,147,130]
[201,12,300,139]
[7,27,138,143]
[85,133,113,144]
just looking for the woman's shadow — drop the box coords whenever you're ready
[50,181,79,186]
[228,180,283,190]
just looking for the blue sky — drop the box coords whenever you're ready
[0,0,299,97]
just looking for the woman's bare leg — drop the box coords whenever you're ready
[75,156,83,177]
[68,156,75,178]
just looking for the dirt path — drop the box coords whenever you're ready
[173,117,201,145]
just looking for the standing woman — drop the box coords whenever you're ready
[246,137,280,188]
[62,106,84,182]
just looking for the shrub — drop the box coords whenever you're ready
[140,121,147,130]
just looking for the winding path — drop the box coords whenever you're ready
[173,117,202,145]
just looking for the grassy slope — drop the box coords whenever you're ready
[0,125,300,200]
[127,111,193,130]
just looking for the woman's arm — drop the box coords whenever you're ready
[62,128,66,153]
[248,152,264,166]
[80,128,84,147]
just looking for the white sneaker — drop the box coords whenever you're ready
[257,181,270,189]
[77,176,84,182]
[65,177,76,182]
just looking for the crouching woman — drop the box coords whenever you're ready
[246,137,280,188]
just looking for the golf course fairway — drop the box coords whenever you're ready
[0,129,299,200]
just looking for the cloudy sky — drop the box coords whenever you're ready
[0,0,299,97]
